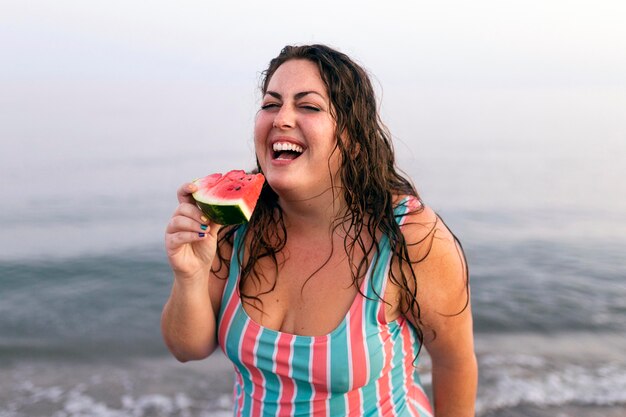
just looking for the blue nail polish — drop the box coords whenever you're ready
[198,232,206,238]
[200,224,208,231]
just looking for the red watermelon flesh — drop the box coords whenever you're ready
[191,170,265,225]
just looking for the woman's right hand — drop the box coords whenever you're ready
[165,182,221,280]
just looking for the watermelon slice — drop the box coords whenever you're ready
[191,170,265,225]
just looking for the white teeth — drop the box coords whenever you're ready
[272,142,303,153]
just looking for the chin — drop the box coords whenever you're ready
[263,174,294,195]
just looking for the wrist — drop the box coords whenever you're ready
[173,269,210,290]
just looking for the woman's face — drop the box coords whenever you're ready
[254,59,341,201]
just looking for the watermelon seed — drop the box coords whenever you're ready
[235,186,241,191]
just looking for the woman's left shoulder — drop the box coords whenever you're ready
[393,195,456,248]
[392,196,469,320]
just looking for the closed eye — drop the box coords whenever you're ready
[301,105,320,112]
[261,103,280,110]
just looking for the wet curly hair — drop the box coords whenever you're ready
[214,44,468,353]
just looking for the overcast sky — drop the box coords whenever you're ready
[1,0,625,164]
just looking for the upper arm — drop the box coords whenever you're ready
[396,206,474,363]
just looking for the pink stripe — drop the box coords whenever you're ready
[347,294,368,415]
[275,333,296,416]
[375,323,397,417]
[346,389,362,417]
[399,322,420,417]
[403,324,432,413]
[311,336,329,417]
[344,311,358,416]
[240,323,264,417]
[414,386,432,415]
[349,300,368,389]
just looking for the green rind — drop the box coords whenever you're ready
[195,201,248,225]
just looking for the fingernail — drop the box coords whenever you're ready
[198,232,206,238]
[200,224,208,231]
[200,215,209,223]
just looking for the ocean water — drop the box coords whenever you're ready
[1,140,625,416]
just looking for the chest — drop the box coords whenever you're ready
[240,236,367,336]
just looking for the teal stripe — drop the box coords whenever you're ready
[255,329,280,416]
[328,322,348,416]
[366,235,391,310]
[327,395,345,417]
[389,323,407,415]
[291,339,313,416]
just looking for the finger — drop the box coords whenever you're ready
[177,182,198,204]
[166,230,210,250]
[166,215,211,235]
[172,202,209,224]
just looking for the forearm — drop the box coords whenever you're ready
[161,273,217,362]
[431,353,478,417]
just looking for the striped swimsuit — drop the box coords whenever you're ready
[217,197,433,417]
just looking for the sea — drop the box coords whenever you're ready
[1,108,625,416]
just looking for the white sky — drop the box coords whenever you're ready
[2,0,626,84]
[1,0,625,167]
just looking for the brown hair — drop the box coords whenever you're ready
[215,44,467,352]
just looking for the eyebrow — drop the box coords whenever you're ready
[265,90,326,100]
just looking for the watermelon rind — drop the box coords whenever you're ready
[194,200,250,225]
[191,170,264,225]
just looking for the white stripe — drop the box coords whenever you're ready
[399,325,413,415]
[387,327,399,417]
[308,338,316,417]
[409,397,434,417]
[326,336,331,417]
[362,289,371,385]
[374,309,386,412]
[378,260,393,322]
[326,336,332,392]
[309,337,316,397]
[346,310,353,391]
[289,336,297,415]
[271,333,282,416]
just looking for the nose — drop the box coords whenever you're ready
[272,105,295,129]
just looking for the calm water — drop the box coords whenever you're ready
[1,140,625,416]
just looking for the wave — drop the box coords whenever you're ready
[2,352,626,417]
[476,352,626,415]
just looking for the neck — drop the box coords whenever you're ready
[278,186,347,234]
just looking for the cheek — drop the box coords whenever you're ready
[253,115,271,145]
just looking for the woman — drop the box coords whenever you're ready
[162,44,477,416]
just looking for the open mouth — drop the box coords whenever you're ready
[272,142,304,161]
